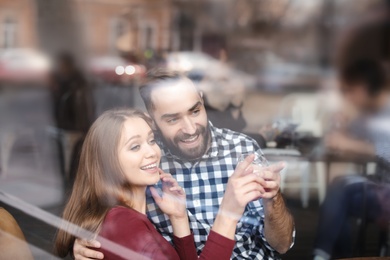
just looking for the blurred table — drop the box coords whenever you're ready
[264,145,376,187]
[338,256,390,260]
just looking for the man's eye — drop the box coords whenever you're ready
[192,109,200,116]
[167,118,178,124]
[130,145,140,151]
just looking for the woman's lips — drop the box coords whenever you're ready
[140,163,158,173]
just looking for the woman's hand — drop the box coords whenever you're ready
[150,169,187,220]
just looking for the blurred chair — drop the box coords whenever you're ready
[0,92,42,178]
[354,182,390,257]
[265,93,326,208]
[0,130,42,178]
[0,207,34,259]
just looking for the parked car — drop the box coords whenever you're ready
[0,48,51,86]
[256,52,326,92]
[165,51,256,111]
[88,56,146,85]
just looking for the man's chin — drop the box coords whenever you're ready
[176,145,205,161]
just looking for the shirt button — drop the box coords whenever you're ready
[193,200,201,207]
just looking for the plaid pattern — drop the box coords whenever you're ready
[146,123,293,259]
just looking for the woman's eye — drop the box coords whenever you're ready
[130,145,140,151]
[149,139,156,144]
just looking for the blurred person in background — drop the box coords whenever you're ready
[203,94,247,133]
[49,52,95,186]
[73,70,294,260]
[55,108,267,259]
[313,59,390,260]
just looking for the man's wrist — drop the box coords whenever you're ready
[263,190,282,209]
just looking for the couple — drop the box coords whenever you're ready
[55,71,294,259]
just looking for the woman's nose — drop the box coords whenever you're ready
[145,144,158,158]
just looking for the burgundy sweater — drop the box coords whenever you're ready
[98,206,235,260]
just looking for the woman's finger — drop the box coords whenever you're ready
[150,187,163,204]
[158,169,173,179]
[169,186,185,194]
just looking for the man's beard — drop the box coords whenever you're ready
[157,123,211,161]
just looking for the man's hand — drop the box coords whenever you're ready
[150,170,186,220]
[252,162,294,254]
[212,154,267,240]
[73,238,103,260]
[220,154,266,219]
[256,162,284,201]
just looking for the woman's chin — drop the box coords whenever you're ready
[146,175,161,186]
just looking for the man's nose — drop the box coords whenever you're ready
[181,117,197,135]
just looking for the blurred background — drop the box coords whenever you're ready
[0,0,390,259]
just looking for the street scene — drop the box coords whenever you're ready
[1,0,390,260]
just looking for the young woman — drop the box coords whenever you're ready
[55,108,264,259]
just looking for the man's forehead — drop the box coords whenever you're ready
[152,78,198,94]
[150,79,201,110]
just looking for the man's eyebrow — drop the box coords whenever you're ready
[161,113,180,120]
[160,101,202,120]
[188,101,202,112]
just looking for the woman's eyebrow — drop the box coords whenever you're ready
[124,135,141,146]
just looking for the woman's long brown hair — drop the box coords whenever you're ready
[54,108,153,257]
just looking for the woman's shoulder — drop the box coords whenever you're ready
[103,206,151,229]
[99,206,160,245]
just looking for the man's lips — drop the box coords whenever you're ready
[180,134,199,144]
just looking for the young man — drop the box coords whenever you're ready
[313,60,390,260]
[73,71,295,259]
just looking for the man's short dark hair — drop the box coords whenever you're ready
[139,69,185,112]
[340,59,389,96]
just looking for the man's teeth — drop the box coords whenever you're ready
[141,163,157,170]
[182,135,198,143]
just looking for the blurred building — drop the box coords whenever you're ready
[0,0,38,49]
[75,0,173,56]
[1,0,173,58]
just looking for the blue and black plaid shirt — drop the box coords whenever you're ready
[146,123,295,259]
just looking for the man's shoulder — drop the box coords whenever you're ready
[212,126,259,148]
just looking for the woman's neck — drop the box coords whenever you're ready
[129,187,147,214]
